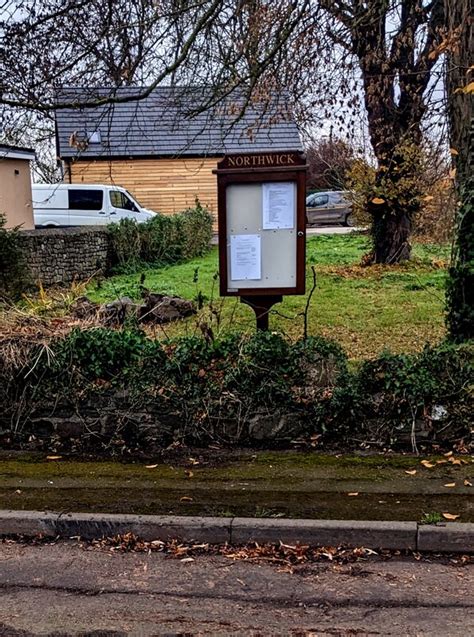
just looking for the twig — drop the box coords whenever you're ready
[303,266,317,340]
[410,404,419,455]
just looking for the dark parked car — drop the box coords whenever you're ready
[306,191,354,226]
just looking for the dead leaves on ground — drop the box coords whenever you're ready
[414,456,473,504]
[317,261,447,281]
[418,455,471,471]
[86,533,380,571]
[421,460,435,469]
[442,513,460,521]
[84,534,472,571]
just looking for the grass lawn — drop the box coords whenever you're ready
[86,233,449,359]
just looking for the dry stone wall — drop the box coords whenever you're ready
[19,227,110,286]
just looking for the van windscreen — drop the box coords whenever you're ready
[68,189,103,210]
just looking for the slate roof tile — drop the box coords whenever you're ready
[56,87,302,159]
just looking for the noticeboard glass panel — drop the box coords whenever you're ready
[226,182,297,291]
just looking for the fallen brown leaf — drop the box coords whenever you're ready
[180,496,193,502]
[347,492,359,496]
[463,479,472,487]
[421,460,435,468]
[443,483,456,488]
[405,470,417,475]
[185,470,194,478]
[46,455,62,460]
[442,513,460,521]
[145,464,158,469]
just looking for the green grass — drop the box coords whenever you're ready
[86,233,449,359]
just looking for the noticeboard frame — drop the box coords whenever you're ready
[214,151,307,298]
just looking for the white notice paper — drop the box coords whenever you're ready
[262,182,295,229]
[230,234,261,281]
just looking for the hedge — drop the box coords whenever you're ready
[0,329,471,454]
[108,201,213,273]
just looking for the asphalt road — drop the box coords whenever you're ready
[0,541,472,635]
[211,225,362,244]
[305,226,363,236]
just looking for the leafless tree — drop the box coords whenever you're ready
[306,135,356,191]
[0,1,459,263]
[1,1,316,179]
[312,1,447,263]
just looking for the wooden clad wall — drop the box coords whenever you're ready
[68,157,220,227]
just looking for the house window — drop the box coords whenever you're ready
[68,189,103,210]
[87,131,101,144]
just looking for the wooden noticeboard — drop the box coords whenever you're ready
[214,152,307,329]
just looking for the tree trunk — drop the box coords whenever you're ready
[446,153,474,341]
[371,204,413,264]
[367,142,421,264]
[445,0,473,341]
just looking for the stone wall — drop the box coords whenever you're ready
[19,227,110,286]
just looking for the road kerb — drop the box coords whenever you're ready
[230,518,417,550]
[0,511,472,552]
[417,522,474,553]
[0,510,57,537]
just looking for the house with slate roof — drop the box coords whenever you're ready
[55,87,302,225]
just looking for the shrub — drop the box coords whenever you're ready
[52,327,150,381]
[107,201,213,272]
[0,214,31,299]
[354,341,473,446]
[180,200,214,259]
[139,214,184,264]
[107,217,141,271]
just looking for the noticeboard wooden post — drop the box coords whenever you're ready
[214,151,307,329]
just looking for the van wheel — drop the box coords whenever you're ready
[344,213,355,227]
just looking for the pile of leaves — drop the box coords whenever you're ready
[80,534,471,570]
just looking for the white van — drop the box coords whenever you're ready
[32,184,157,227]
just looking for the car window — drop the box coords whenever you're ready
[68,189,103,210]
[110,190,138,212]
[313,194,329,207]
[125,190,143,208]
